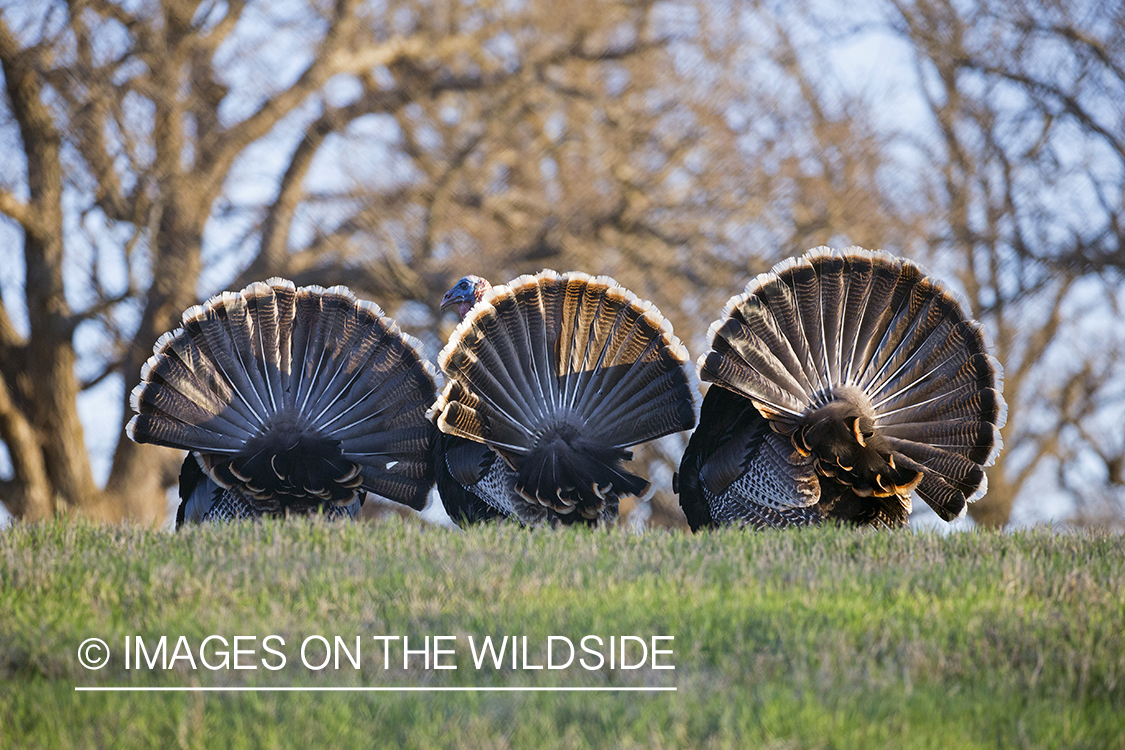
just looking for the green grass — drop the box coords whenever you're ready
[1,520,1123,749]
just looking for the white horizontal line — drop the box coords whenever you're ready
[75,686,677,693]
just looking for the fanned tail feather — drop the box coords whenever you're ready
[814,254,846,386]
[433,270,698,517]
[128,278,437,512]
[693,247,1006,525]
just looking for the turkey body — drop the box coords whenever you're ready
[431,270,699,526]
[678,248,1006,530]
[127,279,437,527]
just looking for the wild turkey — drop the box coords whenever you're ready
[678,248,1006,530]
[431,270,699,526]
[127,278,437,527]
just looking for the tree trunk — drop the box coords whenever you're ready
[104,24,208,523]
[0,374,52,519]
[105,198,206,522]
[2,29,101,518]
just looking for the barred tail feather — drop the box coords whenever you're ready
[128,279,437,513]
[691,247,1006,526]
[432,270,698,517]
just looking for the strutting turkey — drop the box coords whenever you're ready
[431,270,699,526]
[677,248,1006,530]
[127,278,438,528]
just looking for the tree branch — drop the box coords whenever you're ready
[61,0,135,222]
[962,62,1125,163]
[0,188,34,231]
[196,0,247,53]
[197,0,364,185]
[240,86,414,283]
[0,371,52,519]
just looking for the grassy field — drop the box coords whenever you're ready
[1,519,1122,749]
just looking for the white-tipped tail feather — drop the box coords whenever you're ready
[680,248,1006,530]
[128,279,437,526]
[433,270,699,526]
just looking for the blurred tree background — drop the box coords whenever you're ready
[0,0,1121,527]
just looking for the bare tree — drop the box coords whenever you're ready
[2,0,811,523]
[6,0,1113,528]
[880,0,1125,526]
[3,1,408,519]
[0,0,691,521]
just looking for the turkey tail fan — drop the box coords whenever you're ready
[431,270,699,521]
[127,278,438,517]
[696,247,1006,525]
